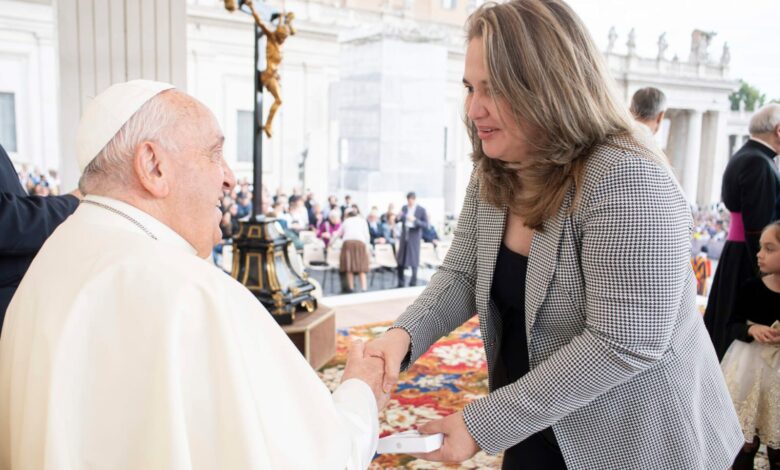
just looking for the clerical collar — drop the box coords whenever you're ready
[81,195,197,256]
[749,137,778,156]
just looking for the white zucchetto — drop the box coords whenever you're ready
[76,80,175,172]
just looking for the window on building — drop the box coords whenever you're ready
[441,0,456,9]
[236,110,254,163]
[0,92,18,153]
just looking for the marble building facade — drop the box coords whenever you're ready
[0,0,754,225]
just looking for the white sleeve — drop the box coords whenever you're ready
[332,379,379,470]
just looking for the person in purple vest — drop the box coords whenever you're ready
[704,103,780,359]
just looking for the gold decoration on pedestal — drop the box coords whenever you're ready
[232,218,316,325]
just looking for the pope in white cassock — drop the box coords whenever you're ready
[0,81,388,469]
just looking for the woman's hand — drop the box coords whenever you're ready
[364,328,411,393]
[412,412,480,463]
[748,324,780,344]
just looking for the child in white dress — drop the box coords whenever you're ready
[721,220,780,470]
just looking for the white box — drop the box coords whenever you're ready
[376,430,444,454]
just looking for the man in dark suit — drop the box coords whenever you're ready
[704,104,780,359]
[396,191,428,287]
[0,143,80,330]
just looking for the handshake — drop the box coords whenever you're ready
[338,327,481,462]
[339,328,412,410]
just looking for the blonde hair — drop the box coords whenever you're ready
[465,0,660,229]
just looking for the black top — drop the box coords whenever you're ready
[491,244,532,383]
[491,244,566,469]
[0,144,79,328]
[729,276,780,343]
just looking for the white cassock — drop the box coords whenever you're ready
[0,195,378,470]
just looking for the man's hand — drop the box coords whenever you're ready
[749,324,780,344]
[412,412,480,463]
[341,340,391,410]
[365,328,411,393]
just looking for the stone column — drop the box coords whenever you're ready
[57,0,187,189]
[682,110,703,204]
[664,109,688,181]
[702,110,729,204]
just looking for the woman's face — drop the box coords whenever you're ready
[463,38,533,163]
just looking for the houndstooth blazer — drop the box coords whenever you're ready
[393,135,744,469]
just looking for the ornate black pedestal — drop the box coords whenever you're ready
[232,217,317,325]
[225,2,317,325]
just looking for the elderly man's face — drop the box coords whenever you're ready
[167,97,236,257]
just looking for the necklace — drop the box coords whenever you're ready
[81,199,158,241]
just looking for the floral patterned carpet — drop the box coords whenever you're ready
[317,316,502,469]
[317,316,770,470]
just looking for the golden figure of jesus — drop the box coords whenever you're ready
[224,0,295,138]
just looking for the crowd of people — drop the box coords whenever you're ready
[15,165,64,197]
[213,185,443,292]
[693,204,730,242]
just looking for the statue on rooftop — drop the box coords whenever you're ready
[690,29,716,64]
[607,26,617,53]
[626,28,636,56]
[720,42,731,67]
[657,32,668,60]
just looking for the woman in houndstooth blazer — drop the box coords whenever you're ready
[366,1,744,468]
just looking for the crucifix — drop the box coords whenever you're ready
[223,0,315,325]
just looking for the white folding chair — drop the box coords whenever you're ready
[303,243,334,289]
[435,240,451,263]
[298,230,317,244]
[319,245,341,292]
[420,242,441,269]
[372,243,398,288]
[326,245,341,270]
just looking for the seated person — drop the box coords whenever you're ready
[288,195,310,232]
[236,193,252,219]
[422,224,440,245]
[0,80,388,470]
[318,210,342,247]
[367,208,386,245]
[380,212,398,246]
